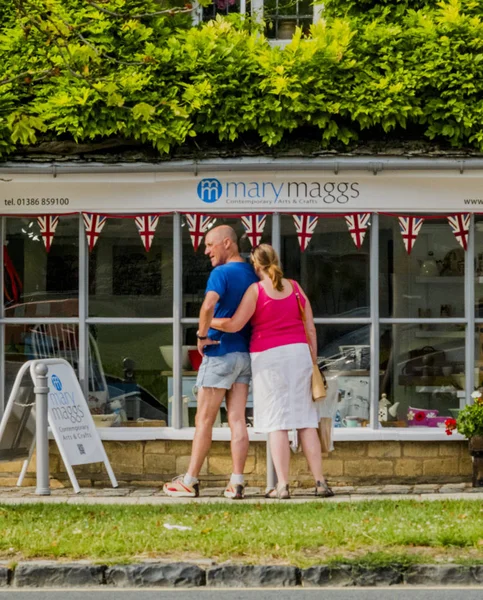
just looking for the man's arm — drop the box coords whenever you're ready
[197,290,220,356]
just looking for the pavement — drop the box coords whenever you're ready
[1,481,483,504]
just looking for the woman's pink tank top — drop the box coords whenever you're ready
[249,280,307,353]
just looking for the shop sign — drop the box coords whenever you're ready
[2,171,483,212]
[46,362,105,466]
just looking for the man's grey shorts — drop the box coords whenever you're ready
[195,352,251,391]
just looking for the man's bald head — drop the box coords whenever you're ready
[207,225,238,245]
[204,225,241,267]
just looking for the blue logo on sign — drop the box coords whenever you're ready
[197,178,222,203]
[51,374,62,391]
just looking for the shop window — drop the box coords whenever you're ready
[89,217,173,318]
[4,217,79,317]
[88,324,171,425]
[379,216,464,319]
[379,324,464,428]
[280,215,370,318]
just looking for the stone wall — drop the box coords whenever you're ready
[0,440,473,488]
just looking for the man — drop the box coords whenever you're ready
[163,225,258,499]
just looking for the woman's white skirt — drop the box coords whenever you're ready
[250,343,319,433]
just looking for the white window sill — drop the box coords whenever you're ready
[96,426,467,443]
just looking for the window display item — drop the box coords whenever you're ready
[378,393,400,422]
[419,251,440,277]
[407,406,439,426]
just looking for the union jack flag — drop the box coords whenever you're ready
[82,213,107,252]
[135,215,160,252]
[345,213,371,249]
[398,216,424,254]
[293,214,318,251]
[37,215,59,252]
[447,214,470,251]
[185,214,216,251]
[241,214,267,247]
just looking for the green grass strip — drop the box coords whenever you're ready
[1,500,483,567]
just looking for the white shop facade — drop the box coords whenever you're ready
[1,156,483,453]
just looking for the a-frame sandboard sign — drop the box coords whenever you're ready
[0,358,118,493]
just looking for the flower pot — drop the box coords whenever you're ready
[468,436,483,488]
[469,435,483,453]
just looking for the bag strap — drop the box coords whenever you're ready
[290,279,316,365]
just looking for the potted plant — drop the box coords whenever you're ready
[445,391,483,487]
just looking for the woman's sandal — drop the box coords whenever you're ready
[315,480,335,498]
[265,483,290,500]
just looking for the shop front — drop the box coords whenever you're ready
[1,157,482,487]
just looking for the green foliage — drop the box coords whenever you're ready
[1,0,483,157]
[457,398,483,439]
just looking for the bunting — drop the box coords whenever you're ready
[241,214,267,247]
[135,215,160,252]
[398,216,424,254]
[83,213,107,251]
[345,213,371,249]
[37,215,59,252]
[185,214,216,251]
[293,215,319,251]
[447,214,470,251]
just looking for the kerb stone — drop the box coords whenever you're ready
[0,565,9,587]
[14,562,104,587]
[302,565,352,587]
[105,563,205,587]
[207,565,299,587]
[405,565,473,585]
[353,566,404,586]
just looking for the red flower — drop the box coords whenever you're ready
[414,411,426,422]
[444,418,457,436]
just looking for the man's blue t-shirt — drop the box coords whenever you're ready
[204,261,258,357]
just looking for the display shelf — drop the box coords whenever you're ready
[415,276,463,284]
[414,330,465,338]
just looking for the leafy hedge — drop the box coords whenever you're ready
[0,0,483,158]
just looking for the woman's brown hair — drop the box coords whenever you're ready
[251,244,284,291]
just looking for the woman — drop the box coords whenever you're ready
[211,244,333,499]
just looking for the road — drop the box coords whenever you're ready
[1,589,482,600]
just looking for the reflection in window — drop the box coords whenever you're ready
[281,215,370,318]
[89,325,171,425]
[265,0,313,39]
[4,217,79,317]
[202,0,245,21]
[379,216,464,319]
[89,217,173,318]
[316,324,371,428]
[379,325,465,428]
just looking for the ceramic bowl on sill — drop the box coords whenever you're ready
[159,345,197,370]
